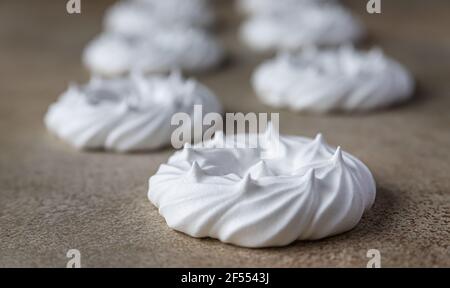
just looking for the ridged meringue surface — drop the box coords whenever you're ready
[105,0,215,37]
[148,132,376,248]
[45,72,222,152]
[240,4,363,51]
[252,46,415,112]
[83,29,224,76]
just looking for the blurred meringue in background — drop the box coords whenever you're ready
[83,28,224,76]
[105,0,215,37]
[240,3,364,52]
[236,0,337,15]
[83,0,224,76]
[252,46,415,113]
[45,71,222,152]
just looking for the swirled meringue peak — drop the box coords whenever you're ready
[252,46,415,112]
[83,28,224,76]
[45,71,222,152]
[105,0,215,37]
[148,131,376,248]
[240,3,363,51]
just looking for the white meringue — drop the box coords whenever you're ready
[105,0,215,37]
[252,46,415,112]
[83,29,224,76]
[148,131,376,248]
[237,0,335,15]
[45,72,222,152]
[240,4,363,52]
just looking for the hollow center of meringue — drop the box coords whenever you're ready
[81,72,193,110]
[284,47,388,79]
[185,134,343,180]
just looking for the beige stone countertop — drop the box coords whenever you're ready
[0,0,449,267]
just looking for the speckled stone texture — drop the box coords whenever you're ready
[0,0,449,267]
